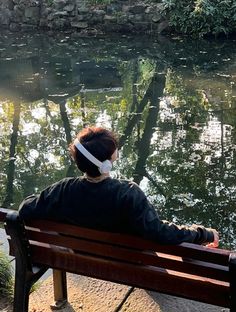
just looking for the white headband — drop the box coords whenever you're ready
[74,139,112,174]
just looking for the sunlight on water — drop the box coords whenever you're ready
[0,31,236,247]
[31,107,47,119]
[22,122,41,135]
[29,149,39,160]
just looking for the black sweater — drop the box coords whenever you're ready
[19,177,214,245]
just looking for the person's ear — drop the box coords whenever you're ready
[111,149,118,162]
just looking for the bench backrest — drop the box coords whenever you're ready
[0,208,235,308]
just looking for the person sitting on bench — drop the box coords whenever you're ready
[19,126,219,247]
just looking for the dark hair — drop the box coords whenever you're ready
[69,127,118,177]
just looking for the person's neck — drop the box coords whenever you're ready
[85,173,110,183]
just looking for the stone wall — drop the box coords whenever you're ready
[0,0,168,34]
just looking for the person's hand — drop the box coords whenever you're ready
[205,229,219,248]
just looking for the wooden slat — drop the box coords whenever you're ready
[30,244,230,308]
[4,211,233,308]
[156,243,231,266]
[26,219,231,265]
[26,230,229,282]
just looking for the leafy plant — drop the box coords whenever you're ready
[0,250,13,298]
[162,0,236,37]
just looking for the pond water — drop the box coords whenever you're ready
[0,31,235,248]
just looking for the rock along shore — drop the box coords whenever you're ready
[0,0,169,35]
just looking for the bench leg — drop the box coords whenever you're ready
[13,259,48,312]
[51,269,68,310]
[13,262,33,312]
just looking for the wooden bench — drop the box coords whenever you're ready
[0,207,236,312]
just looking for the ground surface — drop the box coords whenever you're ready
[0,274,228,312]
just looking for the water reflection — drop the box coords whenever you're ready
[0,31,235,248]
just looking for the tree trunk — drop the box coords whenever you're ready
[2,103,21,207]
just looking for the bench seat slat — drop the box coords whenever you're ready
[26,220,231,266]
[2,209,234,310]
[30,244,230,308]
[25,230,229,282]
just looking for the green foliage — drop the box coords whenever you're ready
[162,0,236,37]
[0,249,39,300]
[0,250,13,298]
[165,69,209,124]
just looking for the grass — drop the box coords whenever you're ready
[0,250,13,299]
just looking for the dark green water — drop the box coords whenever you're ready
[0,31,235,248]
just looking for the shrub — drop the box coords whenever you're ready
[0,250,13,298]
[162,0,236,37]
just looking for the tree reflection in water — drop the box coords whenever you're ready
[0,32,235,248]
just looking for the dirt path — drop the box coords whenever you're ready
[0,298,12,311]
[0,273,227,312]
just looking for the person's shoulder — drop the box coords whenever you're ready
[109,178,142,193]
[50,177,82,188]
[109,179,147,206]
[109,178,133,186]
[119,179,140,188]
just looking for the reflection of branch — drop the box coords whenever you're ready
[43,98,53,119]
[119,66,159,148]
[18,152,36,175]
[133,73,165,187]
[59,101,72,144]
[220,106,225,171]
[80,92,86,128]
[2,103,21,207]
[59,100,75,176]
[66,162,77,177]
[143,169,166,197]
[130,60,139,112]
